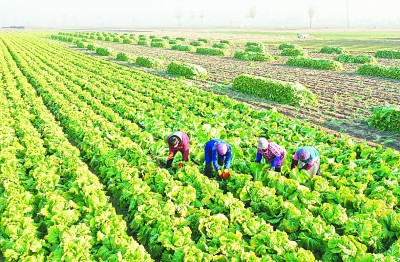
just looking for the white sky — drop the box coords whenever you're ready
[1,0,400,28]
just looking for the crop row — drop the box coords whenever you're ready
[56,32,399,78]
[47,33,400,203]
[3,32,400,260]
[3,34,316,261]
[14,34,400,260]
[44,37,400,257]
[0,37,152,261]
[42,33,400,222]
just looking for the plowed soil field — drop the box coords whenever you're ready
[72,35,400,150]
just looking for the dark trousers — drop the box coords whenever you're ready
[166,149,189,168]
[204,156,224,177]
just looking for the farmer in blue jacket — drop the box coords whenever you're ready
[204,139,232,179]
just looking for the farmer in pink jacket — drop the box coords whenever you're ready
[291,146,321,178]
[256,138,286,172]
[166,131,189,168]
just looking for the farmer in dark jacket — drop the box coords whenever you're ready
[291,146,321,178]
[204,139,232,179]
[166,131,189,168]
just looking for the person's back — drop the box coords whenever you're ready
[296,146,319,163]
[205,139,223,152]
[204,139,232,178]
[255,138,286,172]
[166,131,190,168]
[291,146,321,178]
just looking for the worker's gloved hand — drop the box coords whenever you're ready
[178,162,184,168]
[218,170,223,179]
[167,153,174,161]
[222,169,230,179]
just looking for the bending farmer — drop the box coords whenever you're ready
[166,131,189,168]
[204,139,232,179]
[291,146,321,178]
[256,138,286,172]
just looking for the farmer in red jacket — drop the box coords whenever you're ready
[255,138,286,172]
[166,131,189,168]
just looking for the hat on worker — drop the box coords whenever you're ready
[258,138,269,150]
[298,148,311,161]
[216,142,228,155]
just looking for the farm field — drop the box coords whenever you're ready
[66,29,400,150]
[176,29,400,52]
[0,31,399,261]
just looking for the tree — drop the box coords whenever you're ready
[191,12,196,28]
[175,10,184,27]
[308,7,315,28]
[250,6,257,19]
[246,6,257,28]
[199,11,205,27]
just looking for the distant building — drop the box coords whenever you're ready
[2,26,26,29]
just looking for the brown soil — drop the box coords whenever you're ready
[71,40,400,151]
